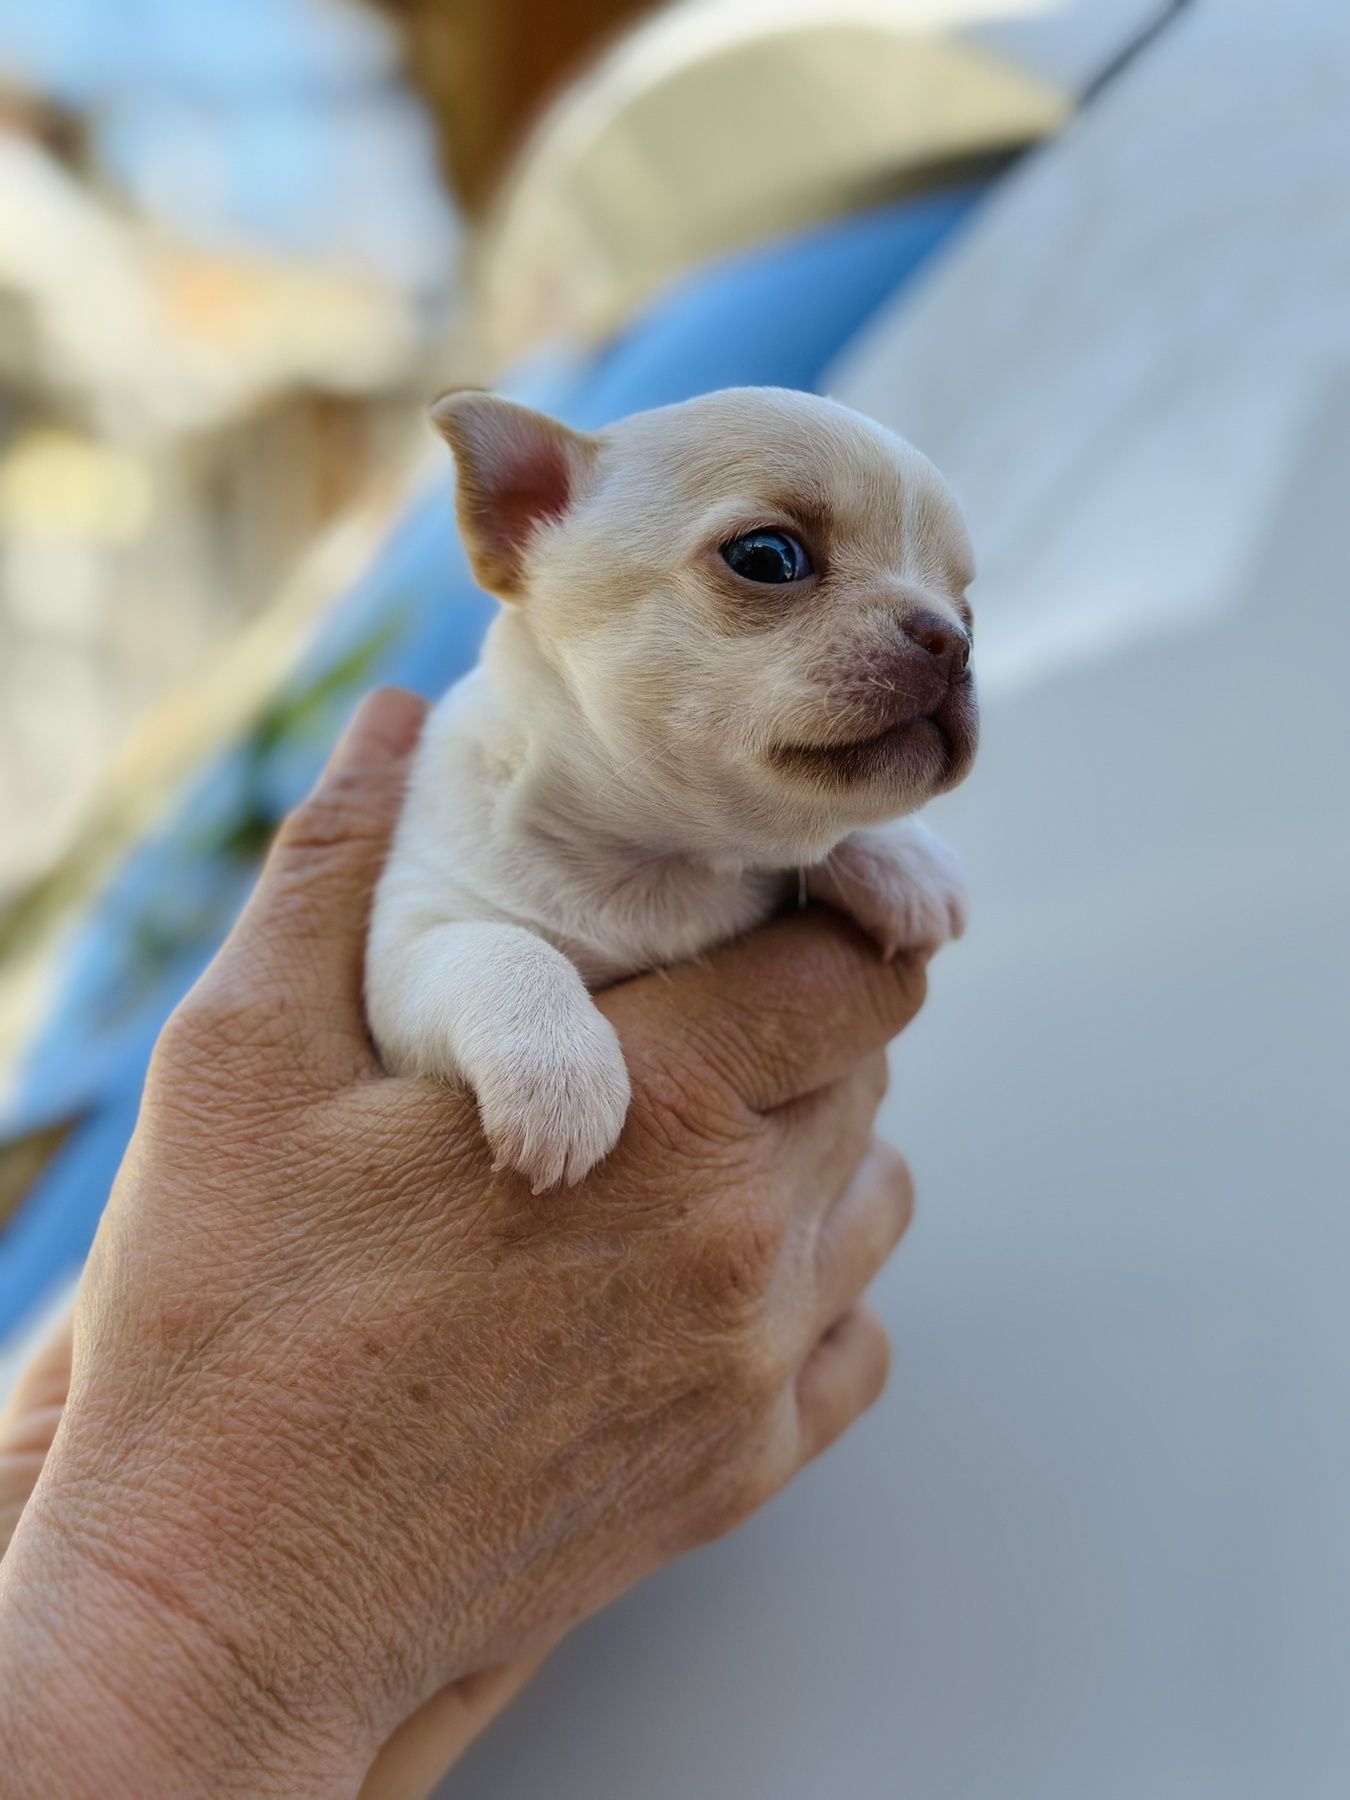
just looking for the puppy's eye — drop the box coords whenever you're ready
[720,530,812,584]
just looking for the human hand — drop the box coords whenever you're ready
[0,1304,550,1798]
[0,690,924,1799]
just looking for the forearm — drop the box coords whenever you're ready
[0,1494,364,1800]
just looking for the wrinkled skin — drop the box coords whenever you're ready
[0,690,925,1799]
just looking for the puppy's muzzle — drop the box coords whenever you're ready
[859,613,971,725]
[770,607,978,788]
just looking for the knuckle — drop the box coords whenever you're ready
[696,1432,786,1543]
[863,1052,890,1107]
[626,1042,753,1161]
[689,1003,791,1095]
[681,1192,788,1324]
[157,967,302,1074]
[272,774,382,858]
[873,1322,894,1391]
[153,993,207,1067]
[722,1196,790,1289]
[728,1330,789,1409]
[857,1318,893,1409]
[873,1142,916,1230]
[153,987,236,1078]
[814,916,928,1037]
[876,951,928,1035]
[849,1312,894,1401]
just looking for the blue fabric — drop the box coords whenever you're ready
[0,187,986,1335]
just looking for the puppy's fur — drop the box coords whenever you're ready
[367,388,978,1190]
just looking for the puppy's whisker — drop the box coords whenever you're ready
[868,674,926,707]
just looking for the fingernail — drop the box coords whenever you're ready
[329,688,427,775]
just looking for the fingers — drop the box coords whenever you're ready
[771,1053,889,1223]
[788,1143,911,1467]
[795,1305,891,1463]
[202,688,426,1041]
[608,907,926,1111]
[812,1138,914,1324]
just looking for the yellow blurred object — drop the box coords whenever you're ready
[0,430,153,547]
[472,0,1069,363]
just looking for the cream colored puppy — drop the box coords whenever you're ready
[366,387,978,1191]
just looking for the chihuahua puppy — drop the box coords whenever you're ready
[366,387,977,1191]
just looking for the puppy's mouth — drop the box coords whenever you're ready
[769,676,978,792]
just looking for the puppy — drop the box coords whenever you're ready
[366,387,978,1191]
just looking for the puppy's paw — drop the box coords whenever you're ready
[474,1004,632,1193]
[819,821,968,959]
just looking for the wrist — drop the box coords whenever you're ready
[0,1482,367,1799]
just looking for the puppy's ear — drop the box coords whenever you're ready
[431,392,598,601]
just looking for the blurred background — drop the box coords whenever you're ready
[2,1,1348,1795]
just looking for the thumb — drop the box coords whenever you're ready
[212,687,427,1043]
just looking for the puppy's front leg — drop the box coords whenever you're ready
[807,819,967,960]
[367,921,631,1192]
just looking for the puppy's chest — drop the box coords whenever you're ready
[525,855,788,987]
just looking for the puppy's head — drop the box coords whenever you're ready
[434,386,978,860]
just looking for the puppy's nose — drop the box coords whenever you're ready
[903,610,971,683]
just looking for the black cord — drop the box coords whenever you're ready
[1080,0,1197,108]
